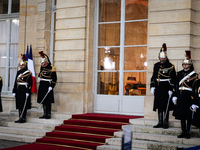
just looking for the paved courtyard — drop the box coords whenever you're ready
[0,140,28,149]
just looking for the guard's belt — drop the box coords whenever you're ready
[179,87,192,91]
[17,82,28,85]
[156,79,170,82]
[41,78,52,82]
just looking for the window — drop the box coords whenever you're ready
[0,0,20,93]
[96,0,148,96]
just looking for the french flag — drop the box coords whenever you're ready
[28,45,37,94]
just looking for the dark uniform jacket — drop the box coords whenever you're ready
[0,76,2,112]
[151,59,176,112]
[37,64,57,104]
[191,79,200,128]
[173,67,198,120]
[13,68,32,110]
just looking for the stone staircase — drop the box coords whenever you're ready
[97,118,200,150]
[0,108,72,143]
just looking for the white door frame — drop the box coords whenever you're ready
[93,0,147,115]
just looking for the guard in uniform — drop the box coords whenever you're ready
[0,76,3,112]
[37,51,57,119]
[190,78,200,129]
[172,50,198,139]
[12,54,32,123]
[150,43,176,129]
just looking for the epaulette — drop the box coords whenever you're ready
[51,65,56,72]
[0,75,2,81]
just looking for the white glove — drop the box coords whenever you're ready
[12,93,16,97]
[48,87,52,92]
[26,93,29,98]
[172,97,177,105]
[151,87,155,95]
[190,104,199,112]
[168,90,173,98]
[38,77,41,82]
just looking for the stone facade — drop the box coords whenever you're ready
[2,0,200,120]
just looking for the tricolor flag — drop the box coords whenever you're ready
[28,45,37,94]
[26,46,29,63]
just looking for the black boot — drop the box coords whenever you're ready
[45,104,51,119]
[19,109,27,123]
[15,109,22,123]
[163,111,169,129]
[153,112,163,128]
[178,120,186,138]
[185,120,191,139]
[39,104,47,119]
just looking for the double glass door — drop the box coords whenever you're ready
[94,0,148,115]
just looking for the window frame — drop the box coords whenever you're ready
[0,0,19,94]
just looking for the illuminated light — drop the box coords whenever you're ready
[12,19,19,25]
[140,54,144,58]
[144,62,147,66]
[104,57,115,70]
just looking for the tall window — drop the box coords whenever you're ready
[0,0,20,93]
[96,0,148,96]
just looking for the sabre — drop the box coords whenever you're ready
[37,91,50,109]
[164,95,171,120]
[20,95,28,119]
[189,105,199,134]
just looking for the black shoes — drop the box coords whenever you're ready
[39,114,46,119]
[153,123,163,128]
[14,118,26,123]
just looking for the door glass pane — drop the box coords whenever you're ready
[0,20,7,43]
[124,47,147,70]
[11,0,20,13]
[11,19,19,43]
[9,68,17,91]
[0,68,6,91]
[125,0,148,21]
[0,45,7,67]
[10,44,18,66]
[0,0,8,14]
[98,23,120,46]
[98,48,120,70]
[124,72,146,96]
[125,21,147,45]
[97,72,119,95]
[99,0,121,22]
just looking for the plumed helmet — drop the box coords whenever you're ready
[159,43,167,58]
[182,50,192,65]
[19,54,27,66]
[38,51,49,64]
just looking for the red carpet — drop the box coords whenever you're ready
[3,113,143,150]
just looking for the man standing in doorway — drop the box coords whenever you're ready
[37,51,57,119]
[150,43,176,129]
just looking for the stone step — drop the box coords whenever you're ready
[129,118,181,128]
[106,138,193,150]
[118,125,200,137]
[26,117,64,125]
[97,145,149,150]
[0,132,39,143]
[7,122,57,131]
[0,126,47,137]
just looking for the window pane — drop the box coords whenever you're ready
[124,47,147,70]
[98,48,120,70]
[0,0,8,14]
[124,72,146,96]
[9,68,17,91]
[0,20,8,43]
[97,72,119,95]
[0,45,7,67]
[125,21,147,45]
[125,0,148,21]
[10,44,18,66]
[11,19,19,43]
[11,0,20,13]
[98,23,120,46]
[99,0,121,22]
[0,68,6,91]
